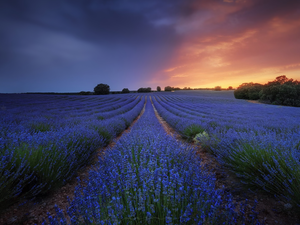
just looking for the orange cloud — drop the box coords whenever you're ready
[151,3,300,89]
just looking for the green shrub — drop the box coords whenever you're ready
[183,124,205,141]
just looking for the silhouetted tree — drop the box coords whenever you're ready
[164,86,172,91]
[274,75,290,85]
[122,88,130,93]
[214,86,222,91]
[234,82,263,100]
[94,83,110,95]
[228,86,233,90]
[234,75,300,106]
[157,86,161,92]
[79,91,92,95]
[137,87,151,92]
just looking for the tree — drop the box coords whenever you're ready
[234,82,262,99]
[79,91,92,95]
[94,83,110,95]
[214,86,222,91]
[274,75,289,85]
[137,87,151,92]
[228,86,233,90]
[122,88,130,93]
[157,86,161,92]
[234,76,300,106]
[164,86,172,91]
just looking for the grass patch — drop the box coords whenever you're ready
[183,124,205,141]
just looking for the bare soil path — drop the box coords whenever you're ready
[150,96,300,225]
[247,100,263,104]
[0,98,147,225]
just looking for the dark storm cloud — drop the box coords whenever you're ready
[0,0,200,92]
[0,0,195,45]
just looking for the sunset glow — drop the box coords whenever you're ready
[152,1,300,89]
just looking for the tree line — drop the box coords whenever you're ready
[79,84,233,96]
[234,75,300,107]
[83,84,182,95]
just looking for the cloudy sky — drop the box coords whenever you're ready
[1,0,300,93]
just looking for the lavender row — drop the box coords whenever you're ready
[44,98,260,224]
[152,96,207,140]
[0,94,119,112]
[155,94,300,133]
[0,95,141,135]
[0,95,145,211]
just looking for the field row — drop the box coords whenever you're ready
[0,94,144,210]
[151,91,300,208]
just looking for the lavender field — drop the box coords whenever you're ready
[1,91,299,224]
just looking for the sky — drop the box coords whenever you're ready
[1,0,300,93]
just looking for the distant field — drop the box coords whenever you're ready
[1,91,299,224]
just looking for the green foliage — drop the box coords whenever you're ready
[94,83,110,95]
[234,76,300,106]
[183,124,205,141]
[247,85,262,100]
[234,83,263,100]
[260,82,300,106]
[194,131,210,144]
